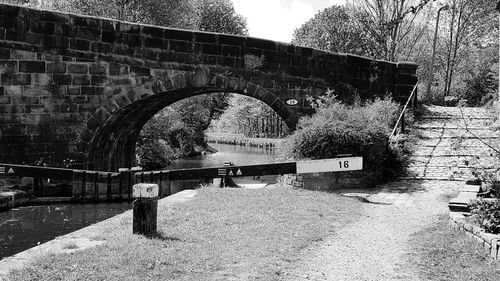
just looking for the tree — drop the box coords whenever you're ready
[210,95,289,138]
[441,0,498,97]
[347,0,435,61]
[194,0,248,35]
[45,0,198,29]
[292,5,376,56]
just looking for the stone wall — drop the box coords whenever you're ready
[0,3,418,170]
[282,171,372,191]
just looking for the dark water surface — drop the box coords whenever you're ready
[0,143,276,260]
[0,202,132,260]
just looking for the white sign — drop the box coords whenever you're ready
[296,157,363,174]
[133,184,159,198]
[0,167,4,173]
[286,99,299,106]
[7,168,14,174]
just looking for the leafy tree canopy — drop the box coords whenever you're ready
[292,5,376,57]
[194,0,248,35]
[46,0,198,29]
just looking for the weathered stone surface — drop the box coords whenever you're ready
[0,3,417,171]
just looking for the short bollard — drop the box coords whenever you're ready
[132,183,159,236]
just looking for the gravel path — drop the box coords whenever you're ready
[285,180,461,280]
[283,105,496,280]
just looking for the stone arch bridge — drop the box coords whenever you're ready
[0,3,418,171]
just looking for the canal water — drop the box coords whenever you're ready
[0,143,276,260]
[167,143,276,169]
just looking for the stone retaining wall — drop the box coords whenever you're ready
[281,171,367,190]
[449,212,500,260]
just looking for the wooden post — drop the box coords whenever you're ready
[401,112,406,134]
[220,161,238,188]
[132,183,159,236]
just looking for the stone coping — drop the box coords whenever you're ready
[449,212,500,260]
[0,189,197,279]
[448,184,500,259]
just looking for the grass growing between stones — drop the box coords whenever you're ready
[409,215,500,281]
[7,186,363,281]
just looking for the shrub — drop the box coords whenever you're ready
[279,94,403,185]
[136,139,175,171]
[458,68,498,107]
[469,199,500,234]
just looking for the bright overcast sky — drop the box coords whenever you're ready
[231,0,346,43]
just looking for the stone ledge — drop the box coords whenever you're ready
[449,212,500,260]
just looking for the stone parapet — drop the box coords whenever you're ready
[0,3,418,170]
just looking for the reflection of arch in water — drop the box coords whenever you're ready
[86,71,296,171]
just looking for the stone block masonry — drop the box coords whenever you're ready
[449,212,500,260]
[0,3,418,171]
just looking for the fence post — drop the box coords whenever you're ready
[401,112,406,134]
[132,183,158,236]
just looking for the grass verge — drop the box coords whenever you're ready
[408,215,500,281]
[8,186,363,281]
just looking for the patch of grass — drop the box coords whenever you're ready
[62,242,79,250]
[8,186,363,281]
[408,215,500,281]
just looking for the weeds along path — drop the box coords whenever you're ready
[285,105,498,280]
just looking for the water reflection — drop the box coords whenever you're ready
[0,203,131,260]
[167,143,276,170]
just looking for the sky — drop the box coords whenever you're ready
[231,0,347,43]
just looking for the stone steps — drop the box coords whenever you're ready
[403,105,499,181]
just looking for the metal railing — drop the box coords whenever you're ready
[389,84,419,139]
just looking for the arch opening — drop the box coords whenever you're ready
[87,86,296,171]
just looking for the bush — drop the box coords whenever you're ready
[279,94,403,185]
[469,199,500,234]
[136,140,176,171]
[458,68,498,107]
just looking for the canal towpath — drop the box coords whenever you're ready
[2,105,499,279]
[0,190,198,279]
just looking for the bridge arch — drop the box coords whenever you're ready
[0,3,418,169]
[86,68,295,170]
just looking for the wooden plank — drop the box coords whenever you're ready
[72,170,84,200]
[296,157,363,174]
[97,172,109,200]
[134,172,143,184]
[85,171,98,201]
[0,163,74,180]
[168,162,297,181]
[159,171,171,197]
[119,169,132,200]
[111,173,121,200]
[152,171,162,196]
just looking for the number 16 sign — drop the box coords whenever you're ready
[296,157,363,174]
